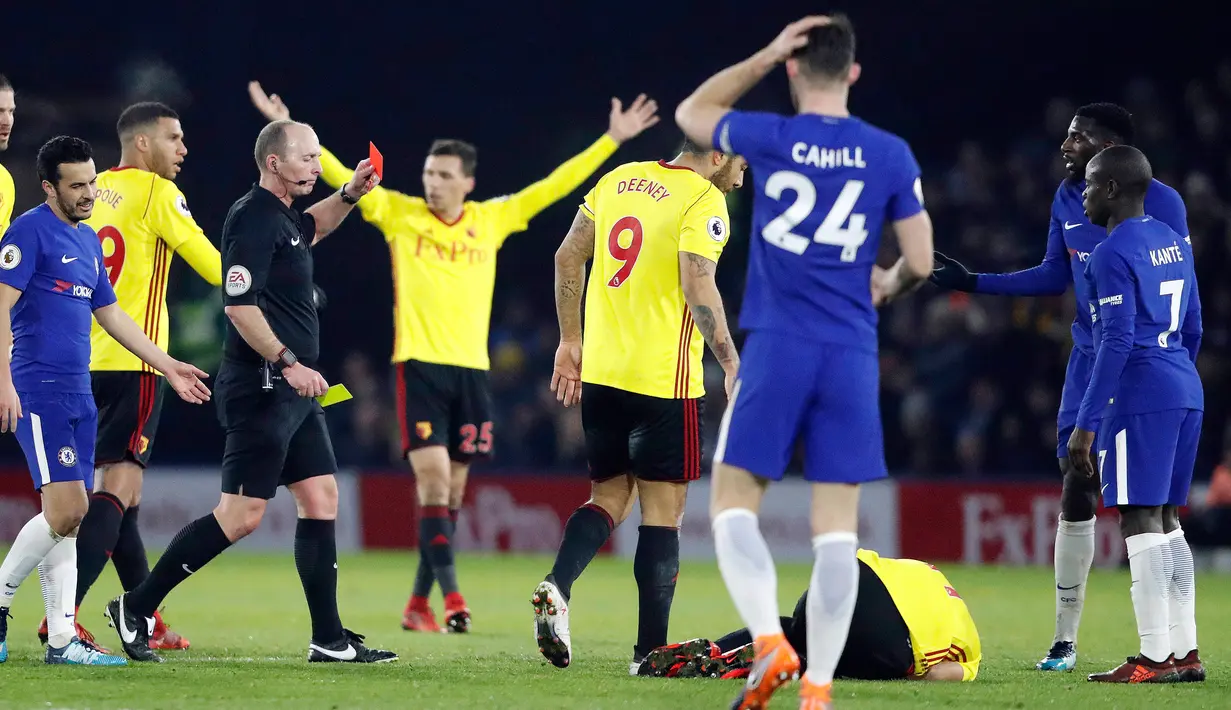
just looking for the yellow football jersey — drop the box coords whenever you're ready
[86,167,222,372]
[318,136,618,371]
[857,549,982,681]
[579,160,730,400]
[0,161,14,235]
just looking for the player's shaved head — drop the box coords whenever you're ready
[1082,145,1152,228]
[1088,145,1152,198]
[793,13,856,82]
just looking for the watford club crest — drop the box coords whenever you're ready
[416,421,433,440]
[138,436,150,455]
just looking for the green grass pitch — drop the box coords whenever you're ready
[0,550,1227,709]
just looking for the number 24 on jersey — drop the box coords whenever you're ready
[762,171,868,262]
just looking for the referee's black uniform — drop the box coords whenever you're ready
[217,184,336,498]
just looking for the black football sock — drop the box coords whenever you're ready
[410,547,435,601]
[73,492,126,608]
[547,503,614,602]
[111,504,152,592]
[420,506,459,597]
[295,518,345,643]
[633,525,680,658]
[409,508,459,602]
[127,514,232,618]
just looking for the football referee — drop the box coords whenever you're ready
[106,119,397,665]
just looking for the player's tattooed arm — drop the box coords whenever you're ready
[680,252,739,372]
[554,209,596,343]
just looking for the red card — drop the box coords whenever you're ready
[369,141,384,180]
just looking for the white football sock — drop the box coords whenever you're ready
[1126,532,1172,663]
[712,508,782,639]
[0,513,62,608]
[1053,516,1095,644]
[1166,527,1197,657]
[804,531,859,686]
[38,536,78,649]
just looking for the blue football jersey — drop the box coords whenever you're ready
[0,204,117,394]
[1052,178,1188,353]
[1076,216,1202,430]
[714,111,923,352]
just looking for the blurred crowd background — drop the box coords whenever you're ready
[0,3,1226,488]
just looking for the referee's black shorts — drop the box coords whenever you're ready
[215,362,338,500]
[787,559,914,680]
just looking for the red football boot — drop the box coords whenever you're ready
[37,611,111,653]
[150,609,190,650]
[1088,654,1179,683]
[401,597,443,633]
[1173,649,1206,682]
[443,592,471,633]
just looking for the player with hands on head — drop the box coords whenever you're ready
[0,136,209,667]
[677,13,934,710]
[1067,145,1204,684]
[248,80,659,634]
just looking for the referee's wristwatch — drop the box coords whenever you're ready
[339,184,360,205]
[274,347,298,371]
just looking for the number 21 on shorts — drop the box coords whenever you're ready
[762,171,868,262]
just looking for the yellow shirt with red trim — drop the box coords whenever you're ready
[578,160,730,400]
[857,549,982,681]
[0,162,14,235]
[318,135,619,371]
[86,166,223,372]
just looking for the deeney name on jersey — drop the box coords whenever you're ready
[615,177,672,202]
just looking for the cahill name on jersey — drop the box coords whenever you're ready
[579,160,731,400]
[714,111,923,352]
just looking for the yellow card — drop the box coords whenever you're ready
[317,384,353,408]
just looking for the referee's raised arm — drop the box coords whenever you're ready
[101,118,398,666]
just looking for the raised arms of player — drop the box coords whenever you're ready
[550,209,593,407]
[675,16,832,148]
[488,96,657,244]
[304,158,379,245]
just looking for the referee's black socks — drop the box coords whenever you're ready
[633,525,680,658]
[128,513,232,618]
[74,492,126,607]
[295,518,345,643]
[547,503,615,601]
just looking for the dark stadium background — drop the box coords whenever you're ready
[0,1,1226,482]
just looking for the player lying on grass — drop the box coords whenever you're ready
[635,549,980,683]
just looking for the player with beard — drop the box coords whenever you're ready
[33,102,223,653]
[0,136,211,665]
